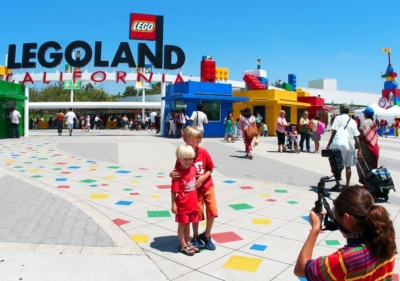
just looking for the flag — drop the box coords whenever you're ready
[381,47,391,53]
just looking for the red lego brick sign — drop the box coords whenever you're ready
[129,13,157,41]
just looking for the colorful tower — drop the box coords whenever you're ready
[381,48,400,107]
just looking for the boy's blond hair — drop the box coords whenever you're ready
[176,144,196,159]
[183,126,202,140]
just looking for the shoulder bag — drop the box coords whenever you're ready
[331,117,351,151]
[246,118,259,138]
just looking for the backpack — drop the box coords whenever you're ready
[317,122,325,134]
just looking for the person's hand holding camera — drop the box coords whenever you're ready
[309,208,325,232]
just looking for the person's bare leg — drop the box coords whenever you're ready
[184,224,191,246]
[178,223,187,247]
[192,222,199,239]
[345,167,351,188]
[204,217,214,238]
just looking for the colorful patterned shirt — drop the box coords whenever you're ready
[305,241,395,281]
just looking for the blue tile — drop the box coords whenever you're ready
[223,180,236,184]
[31,156,37,158]
[301,216,309,222]
[298,278,307,281]
[90,184,98,188]
[86,160,96,163]
[11,154,20,157]
[116,170,131,174]
[56,178,67,182]
[68,166,81,169]
[250,244,267,251]
[115,201,133,206]
[39,166,45,168]
[20,170,26,172]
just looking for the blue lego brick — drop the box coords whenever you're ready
[166,81,232,96]
[257,77,267,85]
[384,81,398,90]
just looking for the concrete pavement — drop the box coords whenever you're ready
[0,128,399,280]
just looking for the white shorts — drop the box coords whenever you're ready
[341,150,356,167]
[67,123,74,129]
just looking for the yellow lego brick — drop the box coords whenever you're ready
[223,255,263,272]
[386,76,395,81]
[216,67,229,80]
[0,66,5,75]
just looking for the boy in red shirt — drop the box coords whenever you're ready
[171,144,199,256]
[171,126,218,250]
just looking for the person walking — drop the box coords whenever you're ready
[9,106,21,138]
[240,107,256,159]
[299,111,311,152]
[65,108,78,136]
[276,110,290,152]
[150,109,157,131]
[56,109,64,136]
[189,104,208,136]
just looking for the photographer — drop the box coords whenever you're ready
[294,187,396,280]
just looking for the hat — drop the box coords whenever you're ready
[340,103,350,111]
[362,107,374,116]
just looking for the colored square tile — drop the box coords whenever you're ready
[123,188,133,191]
[147,210,171,218]
[266,199,277,202]
[24,162,33,164]
[107,166,120,169]
[53,154,62,156]
[240,186,253,190]
[80,179,97,184]
[250,244,268,251]
[252,218,271,225]
[57,185,70,189]
[112,218,130,226]
[392,274,399,281]
[150,195,160,199]
[14,166,23,168]
[260,193,269,197]
[90,184,98,188]
[104,176,115,180]
[56,162,67,165]
[90,194,109,199]
[139,168,148,170]
[100,184,109,186]
[156,185,171,189]
[116,170,131,174]
[130,234,149,243]
[157,172,164,175]
[86,160,95,163]
[135,175,143,178]
[212,231,243,243]
[223,180,236,184]
[28,168,41,172]
[325,240,341,246]
[228,203,254,211]
[157,176,164,178]
[275,189,288,193]
[287,201,298,204]
[298,278,307,281]
[68,166,81,169]
[130,192,140,195]
[56,178,67,181]
[32,175,42,178]
[301,216,309,222]
[222,255,263,272]
[38,158,48,160]
[61,172,71,174]
[131,180,139,184]
[52,168,62,170]
[115,201,133,206]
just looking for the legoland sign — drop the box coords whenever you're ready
[6,13,185,75]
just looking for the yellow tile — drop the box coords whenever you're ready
[201,221,207,226]
[259,193,269,197]
[252,218,271,225]
[262,182,269,185]
[90,194,109,199]
[131,180,139,184]
[104,176,115,180]
[130,235,149,243]
[150,195,160,199]
[27,168,41,173]
[64,158,71,161]
[223,255,263,272]
[91,163,98,167]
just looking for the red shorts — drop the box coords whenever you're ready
[198,187,218,221]
[151,122,155,128]
[175,211,199,224]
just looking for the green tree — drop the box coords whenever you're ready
[123,86,137,97]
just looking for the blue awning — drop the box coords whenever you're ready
[162,93,249,102]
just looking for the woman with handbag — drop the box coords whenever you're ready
[240,107,257,159]
[276,110,290,153]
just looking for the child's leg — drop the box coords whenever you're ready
[178,223,187,247]
[184,223,191,246]
[192,222,200,239]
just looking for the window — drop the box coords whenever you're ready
[174,100,187,112]
[202,101,220,121]
[282,106,291,122]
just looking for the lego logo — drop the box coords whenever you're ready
[131,20,155,32]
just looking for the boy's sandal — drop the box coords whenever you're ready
[330,184,341,191]
[188,243,200,253]
[179,245,195,256]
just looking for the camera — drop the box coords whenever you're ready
[314,149,344,231]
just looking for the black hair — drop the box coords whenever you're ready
[197,103,203,111]
[242,107,252,118]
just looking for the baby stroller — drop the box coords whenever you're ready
[357,158,395,202]
[285,124,300,153]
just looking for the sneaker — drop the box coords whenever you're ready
[191,238,206,250]
[199,233,216,250]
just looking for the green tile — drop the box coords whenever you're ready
[80,179,97,184]
[38,158,48,160]
[123,188,133,191]
[31,175,43,178]
[275,189,288,193]
[52,168,62,170]
[147,210,171,218]
[107,166,120,169]
[228,203,254,210]
[325,240,341,246]
[14,166,23,168]
[287,201,298,204]
[135,175,143,178]
[158,172,164,175]
[24,162,33,164]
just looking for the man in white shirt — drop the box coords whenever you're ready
[65,108,78,136]
[327,103,362,191]
[150,109,157,131]
[189,103,208,135]
[9,106,21,138]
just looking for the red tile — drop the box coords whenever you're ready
[56,162,67,165]
[240,186,253,190]
[53,154,62,156]
[90,169,96,171]
[157,185,171,189]
[212,231,243,243]
[112,218,130,226]
[139,168,148,170]
[157,176,164,178]
[57,185,70,189]
[130,192,140,195]
[61,172,71,174]
[393,274,399,281]
[100,184,109,186]
[266,199,277,202]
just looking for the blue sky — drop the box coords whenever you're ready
[2,0,400,95]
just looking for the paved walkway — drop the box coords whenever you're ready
[0,129,399,280]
